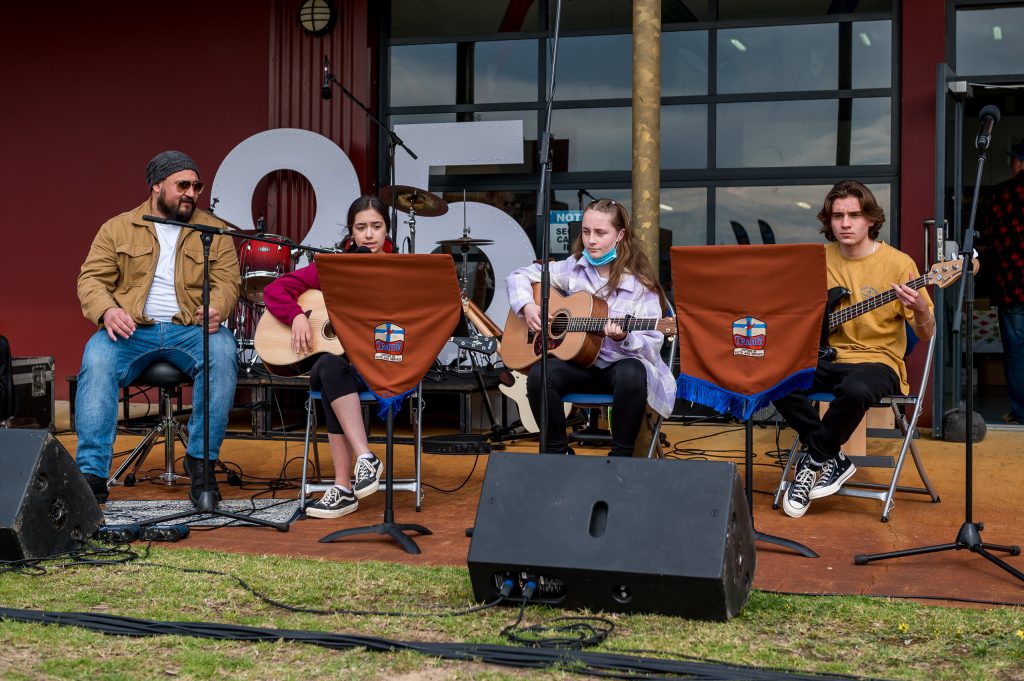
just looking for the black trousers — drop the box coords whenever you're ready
[309,354,366,435]
[772,360,900,465]
[527,357,647,456]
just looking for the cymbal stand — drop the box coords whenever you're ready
[406,205,418,254]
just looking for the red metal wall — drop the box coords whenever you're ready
[0,1,375,400]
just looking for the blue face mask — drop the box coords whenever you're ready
[583,246,618,267]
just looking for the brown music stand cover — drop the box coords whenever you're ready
[671,244,826,420]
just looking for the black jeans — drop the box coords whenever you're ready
[527,357,647,456]
[772,360,900,465]
[309,354,367,434]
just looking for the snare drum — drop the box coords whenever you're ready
[238,235,291,304]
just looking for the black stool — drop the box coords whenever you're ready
[108,361,192,487]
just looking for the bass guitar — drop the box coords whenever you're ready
[500,287,676,371]
[819,255,975,360]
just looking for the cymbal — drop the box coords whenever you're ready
[436,235,494,248]
[379,185,448,217]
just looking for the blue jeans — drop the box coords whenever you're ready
[999,303,1024,421]
[75,323,237,478]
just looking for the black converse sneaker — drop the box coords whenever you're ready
[783,457,818,518]
[809,452,857,499]
[353,454,383,499]
[306,486,358,519]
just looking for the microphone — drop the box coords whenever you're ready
[976,104,1001,150]
[577,188,597,202]
[352,245,372,254]
[321,55,332,100]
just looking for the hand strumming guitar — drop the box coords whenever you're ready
[291,313,313,355]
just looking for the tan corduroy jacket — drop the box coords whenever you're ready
[77,199,240,327]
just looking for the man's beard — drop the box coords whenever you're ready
[157,190,196,222]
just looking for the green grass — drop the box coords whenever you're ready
[1,546,1022,680]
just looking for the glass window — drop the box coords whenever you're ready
[662,31,709,96]
[659,187,708,248]
[850,97,891,165]
[554,34,632,101]
[718,24,837,94]
[714,183,891,246]
[662,105,709,169]
[718,0,891,21]
[551,107,631,171]
[391,0,540,38]
[717,100,838,168]
[390,44,456,107]
[473,40,538,104]
[956,7,1024,77]
[851,20,891,89]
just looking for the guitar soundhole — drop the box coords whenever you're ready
[323,322,336,340]
[549,312,569,339]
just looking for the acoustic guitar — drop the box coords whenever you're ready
[819,255,975,360]
[500,286,676,371]
[254,289,342,376]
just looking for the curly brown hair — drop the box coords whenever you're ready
[817,180,885,242]
[571,198,668,311]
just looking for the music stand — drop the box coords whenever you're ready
[137,216,290,532]
[314,253,464,554]
[670,244,826,558]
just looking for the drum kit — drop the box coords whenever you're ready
[232,185,492,371]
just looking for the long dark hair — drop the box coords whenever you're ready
[817,180,885,241]
[571,198,667,311]
[345,195,391,235]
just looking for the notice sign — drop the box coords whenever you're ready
[549,210,581,254]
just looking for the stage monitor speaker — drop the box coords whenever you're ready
[0,429,103,561]
[468,453,755,621]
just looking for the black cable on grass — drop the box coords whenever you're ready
[0,605,896,680]
[0,542,139,576]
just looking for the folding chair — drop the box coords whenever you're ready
[772,332,940,522]
[562,310,678,459]
[299,387,423,511]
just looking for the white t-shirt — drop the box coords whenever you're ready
[143,223,183,322]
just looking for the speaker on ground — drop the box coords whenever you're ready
[467,452,755,621]
[0,429,103,560]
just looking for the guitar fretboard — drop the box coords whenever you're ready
[828,274,927,330]
[553,317,661,334]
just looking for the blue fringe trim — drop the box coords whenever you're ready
[366,387,415,421]
[676,368,816,421]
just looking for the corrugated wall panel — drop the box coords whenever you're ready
[265,0,376,246]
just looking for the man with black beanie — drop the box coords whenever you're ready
[75,150,240,507]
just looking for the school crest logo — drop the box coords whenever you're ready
[374,322,405,363]
[732,316,766,357]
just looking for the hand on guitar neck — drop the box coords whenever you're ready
[818,255,975,360]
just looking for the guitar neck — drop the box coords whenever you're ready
[561,317,661,333]
[828,273,928,330]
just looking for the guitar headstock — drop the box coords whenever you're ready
[657,317,678,336]
[925,254,979,289]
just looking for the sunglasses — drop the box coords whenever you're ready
[168,179,205,194]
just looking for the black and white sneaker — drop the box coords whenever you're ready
[783,457,818,518]
[306,486,358,519]
[809,452,857,499]
[353,454,383,499]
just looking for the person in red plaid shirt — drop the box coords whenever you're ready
[978,139,1024,424]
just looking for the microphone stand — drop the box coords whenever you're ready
[323,64,417,250]
[854,139,1023,579]
[135,215,290,532]
[536,0,564,453]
